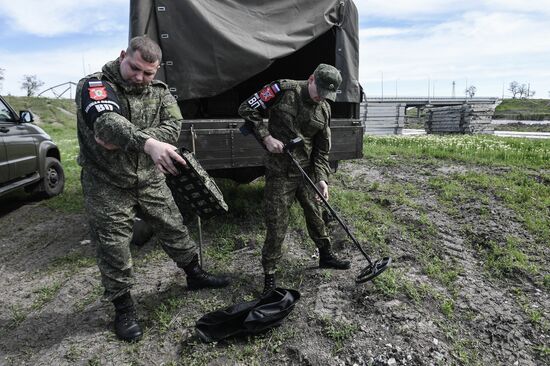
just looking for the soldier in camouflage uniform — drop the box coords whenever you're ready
[238,64,350,295]
[76,36,230,342]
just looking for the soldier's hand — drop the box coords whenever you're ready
[263,135,284,154]
[315,180,329,202]
[144,138,186,175]
[95,137,120,150]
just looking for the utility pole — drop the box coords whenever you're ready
[452,81,456,97]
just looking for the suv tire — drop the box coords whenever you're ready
[38,157,65,198]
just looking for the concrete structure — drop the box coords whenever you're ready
[361,97,500,135]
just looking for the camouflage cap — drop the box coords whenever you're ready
[313,63,342,102]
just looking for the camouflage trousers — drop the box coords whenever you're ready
[262,169,330,275]
[81,170,196,301]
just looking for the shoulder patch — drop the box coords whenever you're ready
[80,78,121,130]
[87,80,108,101]
[245,81,283,110]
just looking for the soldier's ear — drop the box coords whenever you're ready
[120,50,126,60]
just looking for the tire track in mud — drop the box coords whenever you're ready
[327,160,548,365]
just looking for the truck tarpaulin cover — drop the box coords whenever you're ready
[130,0,359,102]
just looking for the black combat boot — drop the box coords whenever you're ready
[262,273,276,296]
[182,255,230,290]
[112,292,143,342]
[319,247,351,270]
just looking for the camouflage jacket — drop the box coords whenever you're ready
[76,59,183,188]
[238,80,331,183]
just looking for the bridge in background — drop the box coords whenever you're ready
[360,97,501,135]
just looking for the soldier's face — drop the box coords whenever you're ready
[119,50,160,86]
[308,75,323,103]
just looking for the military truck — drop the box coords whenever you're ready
[130,0,363,182]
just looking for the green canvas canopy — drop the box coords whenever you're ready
[129,0,359,102]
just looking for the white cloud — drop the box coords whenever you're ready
[356,0,550,96]
[357,0,550,19]
[0,42,125,96]
[0,0,128,36]
[359,27,409,38]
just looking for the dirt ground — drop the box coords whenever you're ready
[0,156,548,365]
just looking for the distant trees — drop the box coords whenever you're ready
[0,68,4,91]
[20,75,45,97]
[465,85,477,98]
[508,81,535,99]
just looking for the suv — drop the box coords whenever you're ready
[0,95,65,198]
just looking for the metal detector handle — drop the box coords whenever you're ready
[283,141,373,265]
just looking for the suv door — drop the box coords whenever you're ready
[0,98,38,181]
[0,100,13,184]
[0,136,7,184]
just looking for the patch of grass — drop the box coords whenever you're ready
[422,256,461,289]
[87,355,101,366]
[513,288,549,331]
[494,98,550,120]
[7,305,27,329]
[32,281,63,310]
[484,237,537,278]
[64,344,82,362]
[363,134,550,169]
[451,337,482,366]
[48,253,95,274]
[4,96,76,125]
[74,284,103,312]
[135,248,168,265]
[533,344,550,358]
[440,297,455,318]
[320,269,333,281]
[401,280,427,304]
[152,297,186,333]
[371,267,399,297]
[543,274,550,291]
[320,316,359,353]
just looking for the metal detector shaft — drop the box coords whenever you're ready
[284,149,373,266]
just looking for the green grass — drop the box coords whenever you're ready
[320,316,359,353]
[363,134,550,169]
[495,98,550,120]
[42,119,82,212]
[4,96,76,125]
[457,170,550,245]
[48,253,96,274]
[32,282,63,310]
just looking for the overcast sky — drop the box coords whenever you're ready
[1,0,549,98]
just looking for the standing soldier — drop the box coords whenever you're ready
[76,36,230,342]
[238,63,350,295]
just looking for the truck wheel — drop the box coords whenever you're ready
[38,157,65,197]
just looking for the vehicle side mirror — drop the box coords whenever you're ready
[19,110,34,123]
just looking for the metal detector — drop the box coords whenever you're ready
[284,137,392,283]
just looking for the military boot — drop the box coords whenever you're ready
[262,273,276,296]
[182,255,231,290]
[112,292,143,342]
[319,247,351,270]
